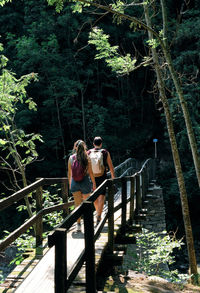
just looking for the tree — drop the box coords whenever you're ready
[143,1,197,280]
[46,0,199,282]
[0,43,43,218]
[47,0,200,188]
[159,0,200,188]
[87,22,198,280]
[0,0,11,5]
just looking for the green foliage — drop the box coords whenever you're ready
[47,0,90,14]
[89,27,137,76]
[2,228,35,267]
[47,0,64,12]
[111,0,124,14]
[11,230,35,265]
[0,1,199,283]
[130,229,189,283]
[16,186,64,229]
[42,188,64,228]
[0,0,160,175]
[0,47,43,189]
[146,38,160,49]
[0,0,12,6]
[158,160,200,237]
[1,0,199,204]
[1,185,65,271]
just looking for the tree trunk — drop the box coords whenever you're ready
[144,2,198,281]
[55,96,68,169]
[72,0,200,187]
[81,88,86,142]
[160,0,200,188]
[5,117,34,221]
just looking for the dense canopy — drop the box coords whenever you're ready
[0,0,200,242]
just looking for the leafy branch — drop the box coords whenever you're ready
[0,44,43,220]
[88,27,152,76]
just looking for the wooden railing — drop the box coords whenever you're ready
[0,178,71,254]
[48,158,156,293]
[0,157,156,292]
[0,157,140,255]
[107,157,139,178]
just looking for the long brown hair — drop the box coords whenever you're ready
[74,140,88,171]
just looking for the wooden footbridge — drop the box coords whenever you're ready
[0,158,156,292]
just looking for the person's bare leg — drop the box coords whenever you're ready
[94,194,105,222]
[72,191,82,224]
[94,197,99,215]
[97,194,105,220]
[82,193,90,200]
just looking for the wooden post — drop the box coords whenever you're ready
[121,177,127,234]
[36,186,43,255]
[136,174,142,213]
[141,169,145,202]
[145,163,149,191]
[145,167,148,198]
[61,179,69,217]
[152,158,156,181]
[129,176,135,224]
[83,202,96,293]
[107,180,114,254]
[49,228,67,293]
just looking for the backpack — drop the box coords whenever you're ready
[89,149,105,176]
[71,155,85,182]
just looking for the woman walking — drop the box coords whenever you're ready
[68,140,96,232]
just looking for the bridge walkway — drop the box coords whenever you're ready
[0,158,155,293]
[3,190,130,293]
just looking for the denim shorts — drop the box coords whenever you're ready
[71,175,92,194]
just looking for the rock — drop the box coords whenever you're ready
[127,270,147,280]
[148,275,170,283]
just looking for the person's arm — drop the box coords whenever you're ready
[107,152,115,179]
[68,158,72,189]
[88,159,96,191]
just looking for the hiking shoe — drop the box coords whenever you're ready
[76,223,81,232]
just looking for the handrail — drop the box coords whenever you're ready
[49,158,156,293]
[0,159,137,212]
[0,178,45,211]
[0,178,70,253]
[0,178,68,212]
[0,157,156,293]
[107,157,138,177]
[0,157,141,254]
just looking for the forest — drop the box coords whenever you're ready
[0,0,200,281]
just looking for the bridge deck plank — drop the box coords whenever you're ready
[0,189,125,293]
[13,224,86,293]
[13,210,122,293]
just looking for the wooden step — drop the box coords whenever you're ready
[146,194,159,199]
[140,208,147,214]
[104,250,124,263]
[134,214,147,221]
[68,286,85,292]
[143,200,149,206]
[115,234,136,244]
[120,223,142,234]
[129,225,142,233]
[114,244,127,252]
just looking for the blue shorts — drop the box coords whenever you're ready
[71,175,92,194]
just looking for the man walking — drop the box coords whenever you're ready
[88,137,115,225]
